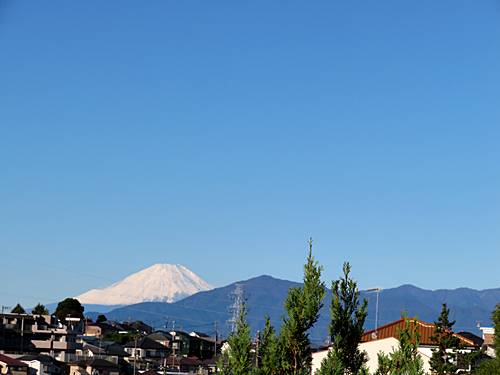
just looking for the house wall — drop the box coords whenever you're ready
[0,364,28,375]
[21,360,43,375]
[360,337,400,374]
[311,338,434,375]
[84,326,102,338]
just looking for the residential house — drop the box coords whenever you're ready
[123,337,169,371]
[120,322,152,336]
[168,332,191,357]
[18,355,63,375]
[165,355,216,374]
[30,316,81,362]
[68,358,119,375]
[0,354,29,375]
[187,333,218,360]
[83,322,119,340]
[170,331,219,359]
[163,355,204,374]
[0,313,81,362]
[146,332,171,349]
[0,314,38,353]
[73,339,128,364]
[479,326,496,358]
[311,318,480,374]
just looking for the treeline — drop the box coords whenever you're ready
[218,239,369,375]
[218,240,500,375]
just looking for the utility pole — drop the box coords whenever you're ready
[214,321,218,356]
[171,321,176,372]
[133,335,137,375]
[20,316,25,353]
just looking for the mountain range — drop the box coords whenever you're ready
[81,273,500,345]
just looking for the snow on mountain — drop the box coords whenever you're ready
[76,264,213,305]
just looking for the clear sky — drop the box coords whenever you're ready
[1,0,499,307]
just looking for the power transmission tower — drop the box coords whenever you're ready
[228,283,244,333]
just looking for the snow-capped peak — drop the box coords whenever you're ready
[76,263,213,305]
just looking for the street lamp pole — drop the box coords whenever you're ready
[366,288,382,337]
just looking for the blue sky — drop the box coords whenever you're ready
[1,0,499,307]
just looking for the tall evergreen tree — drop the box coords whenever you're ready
[278,239,326,375]
[493,303,500,359]
[32,303,49,315]
[317,262,368,375]
[387,318,425,375]
[227,301,253,375]
[429,303,460,374]
[11,303,26,314]
[257,316,278,375]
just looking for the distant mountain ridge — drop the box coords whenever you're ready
[89,275,500,344]
[76,264,213,305]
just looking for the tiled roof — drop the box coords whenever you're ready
[124,337,169,350]
[361,318,477,347]
[457,331,484,347]
[179,356,202,366]
[0,354,29,367]
[78,358,118,368]
[147,331,172,341]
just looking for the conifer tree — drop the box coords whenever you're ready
[32,303,49,315]
[429,303,460,374]
[11,303,26,314]
[374,352,391,375]
[278,239,326,375]
[315,339,345,375]
[387,318,425,375]
[493,303,500,359]
[227,301,253,375]
[257,316,278,375]
[317,262,368,375]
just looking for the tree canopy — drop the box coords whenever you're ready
[32,303,49,315]
[54,298,84,321]
[429,303,460,374]
[96,314,107,323]
[11,303,26,314]
[317,261,368,375]
[257,316,279,375]
[278,239,326,375]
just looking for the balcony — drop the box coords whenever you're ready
[31,340,80,350]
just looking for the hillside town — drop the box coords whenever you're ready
[0,303,222,375]
[1,255,499,375]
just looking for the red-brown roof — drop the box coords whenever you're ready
[0,354,29,367]
[180,356,202,366]
[361,318,476,347]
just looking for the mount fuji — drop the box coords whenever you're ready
[75,264,213,306]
